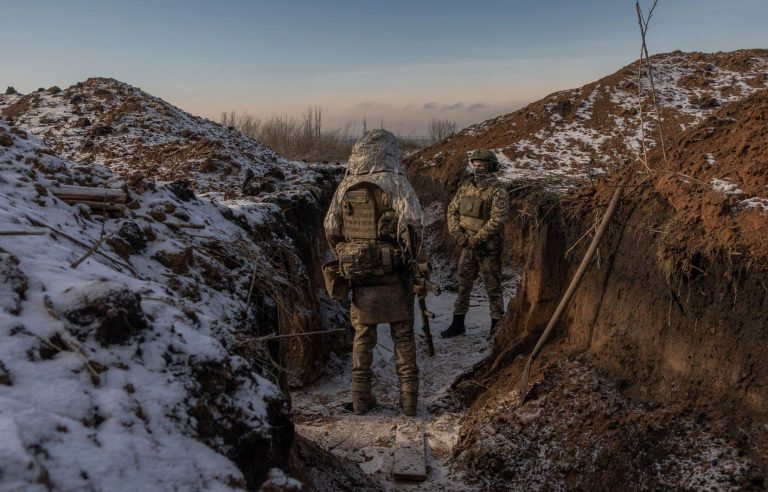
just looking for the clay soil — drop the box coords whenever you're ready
[405,58,768,490]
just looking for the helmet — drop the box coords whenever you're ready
[469,149,500,172]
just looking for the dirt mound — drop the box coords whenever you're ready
[650,90,768,260]
[406,49,768,200]
[424,52,768,488]
[0,77,311,196]
[456,356,763,491]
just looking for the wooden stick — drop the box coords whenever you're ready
[0,230,47,236]
[58,199,127,212]
[25,215,139,278]
[163,222,205,230]
[50,185,127,202]
[243,328,347,343]
[518,177,626,405]
[71,233,112,269]
[59,330,101,385]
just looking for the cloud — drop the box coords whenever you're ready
[423,102,437,110]
[442,102,464,110]
[467,102,487,111]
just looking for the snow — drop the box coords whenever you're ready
[446,52,768,196]
[0,79,319,196]
[0,117,301,490]
[711,178,744,195]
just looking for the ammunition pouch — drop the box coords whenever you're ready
[459,216,485,233]
[322,260,349,301]
[335,241,403,281]
[459,195,487,232]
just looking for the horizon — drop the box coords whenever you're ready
[2,0,768,134]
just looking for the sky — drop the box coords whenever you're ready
[1,0,767,135]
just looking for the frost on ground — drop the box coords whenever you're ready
[292,271,517,491]
[0,113,314,489]
[0,78,319,199]
[413,50,768,197]
[456,357,763,491]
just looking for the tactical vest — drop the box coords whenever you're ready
[459,194,489,233]
[342,188,379,239]
[337,183,403,280]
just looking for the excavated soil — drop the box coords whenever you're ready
[404,52,768,490]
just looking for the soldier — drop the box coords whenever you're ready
[324,129,428,416]
[441,149,509,338]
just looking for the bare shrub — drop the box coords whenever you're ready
[428,118,457,142]
[221,107,353,162]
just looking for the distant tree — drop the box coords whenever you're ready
[5,86,18,95]
[428,118,457,142]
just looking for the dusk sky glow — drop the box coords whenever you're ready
[2,0,767,134]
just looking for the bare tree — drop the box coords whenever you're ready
[428,118,457,142]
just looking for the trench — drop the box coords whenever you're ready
[289,268,519,490]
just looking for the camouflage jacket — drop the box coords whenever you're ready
[447,175,509,246]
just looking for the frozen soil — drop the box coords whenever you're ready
[292,274,517,491]
[456,355,764,491]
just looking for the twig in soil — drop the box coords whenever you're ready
[248,329,346,342]
[519,177,626,405]
[635,0,668,166]
[0,230,47,236]
[71,233,113,269]
[25,215,139,278]
[59,330,101,385]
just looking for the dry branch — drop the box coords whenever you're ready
[25,215,139,278]
[0,230,47,236]
[71,233,113,269]
[50,185,127,202]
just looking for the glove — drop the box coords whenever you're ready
[467,235,481,249]
[412,281,428,298]
[456,234,469,248]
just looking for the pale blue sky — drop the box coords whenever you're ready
[2,0,767,134]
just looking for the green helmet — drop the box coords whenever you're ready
[469,149,500,172]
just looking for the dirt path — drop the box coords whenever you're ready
[292,276,516,490]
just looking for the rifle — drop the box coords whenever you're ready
[404,226,439,357]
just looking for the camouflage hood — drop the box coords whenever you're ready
[324,129,424,238]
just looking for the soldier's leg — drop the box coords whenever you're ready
[390,317,419,416]
[452,248,480,316]
[479,251,504,321]
[350,309,377,414]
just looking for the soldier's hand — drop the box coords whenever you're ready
[456,234,469,248]
[468,235,480,249]
[412,281,428,298]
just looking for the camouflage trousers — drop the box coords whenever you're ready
[453,247,504,320]
[350,307,419,397]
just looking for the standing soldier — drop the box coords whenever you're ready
[441,149,509,338]
[324,129,428,416]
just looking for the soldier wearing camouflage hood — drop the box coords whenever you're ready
[324,129,428,416]
[442,149,509,338]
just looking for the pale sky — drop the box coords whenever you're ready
[2,0,767,135]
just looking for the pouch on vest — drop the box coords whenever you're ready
[342,188,378,240]
[322,260,349,301]
[459,195,486,232]
[335,242,402,280]
[377,210,398,240]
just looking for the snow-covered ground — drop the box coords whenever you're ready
[0,117,300,490]
[292,272,517,490]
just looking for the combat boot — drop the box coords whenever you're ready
[352,392,376,415]
[401,392,418,417]
[440,314,465,338]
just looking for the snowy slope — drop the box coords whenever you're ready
[0,118,299,490]
[411,50,768,194]
[0,78,319,197]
